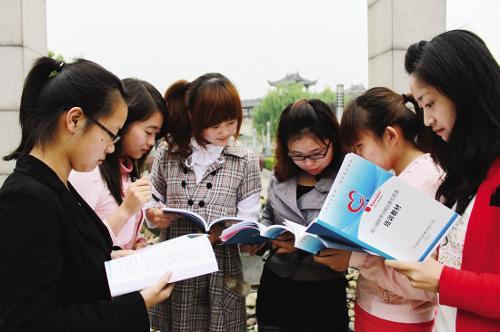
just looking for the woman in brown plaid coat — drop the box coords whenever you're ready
[146,73,261,332]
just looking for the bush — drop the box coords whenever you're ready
[263,157,275,171]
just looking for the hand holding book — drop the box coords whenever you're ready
[145,207,178,229]
[140,272,175,309]
[104,234,218,297]
[313,248,351,272]
[271,232,297,254]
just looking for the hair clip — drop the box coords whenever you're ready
[49,62,65,78]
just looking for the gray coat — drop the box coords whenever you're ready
[262,172,345,281]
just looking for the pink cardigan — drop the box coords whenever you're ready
[350,154,443,323]
[69,163,144,250]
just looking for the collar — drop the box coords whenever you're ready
[15,155,67,193]
[272,171,337,220]
[182,139,248,165]
[188,138,225,167]
[221,140,248,159]
[314,172,337,193]
[15,155,113,252]
[119,158,133,175]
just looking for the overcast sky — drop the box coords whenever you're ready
[46,0,499,99]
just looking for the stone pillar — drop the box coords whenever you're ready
[0,0,47,184]
[368,0,446,93]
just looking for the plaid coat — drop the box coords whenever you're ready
[149,141,261,332]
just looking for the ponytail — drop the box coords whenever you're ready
[164,73,243,156]
[4,56,125,161]
[5,57,64,160]
[164,80,192,156]
[341,87,431,152]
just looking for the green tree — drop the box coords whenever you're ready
[48,50,66,62]
[252,83,338,137]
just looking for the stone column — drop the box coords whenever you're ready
[368,0,446,93]
[0,0,47,184]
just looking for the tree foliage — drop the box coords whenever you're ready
[252,83,338,137]
[47,50,66,62]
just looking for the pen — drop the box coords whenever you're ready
[131,176,164,205]
[152,193,163,203]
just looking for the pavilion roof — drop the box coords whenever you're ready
[267,72,317,87]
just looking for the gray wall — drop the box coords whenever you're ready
[368,0,446,93]
[0,0,47,185]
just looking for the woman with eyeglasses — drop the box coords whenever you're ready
[254,99,349,332]
[313,87,443,332]
[0,57,173,331]
[69,78,168,251]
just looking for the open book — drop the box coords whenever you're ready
[104,234,218,297]
[220,219,362,254]
[162,207,246,233]
[306,153,460,261]
[220,220,289,245]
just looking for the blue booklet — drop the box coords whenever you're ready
[220,219,364,254]
[306,153,460,261]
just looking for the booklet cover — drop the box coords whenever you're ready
[162,207,246,233]
[306,153,460,261]
[105,234,218,297]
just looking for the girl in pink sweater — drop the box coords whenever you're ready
[314,87,443,332]
[70,78,167,249]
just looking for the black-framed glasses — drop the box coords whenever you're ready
[87,116,121,144]
[288,141,331,161]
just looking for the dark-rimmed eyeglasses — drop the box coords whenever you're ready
[288,141,331,161]
[87,116,121,144]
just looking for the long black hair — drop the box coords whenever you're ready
[4,57,126,160]
[99,78,168,205]
[405,30,500,213]
[274,99,345,181]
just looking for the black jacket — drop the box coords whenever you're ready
[0,155,149,331]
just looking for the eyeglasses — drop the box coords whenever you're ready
[87,116,121,144]
[288,141,331,161]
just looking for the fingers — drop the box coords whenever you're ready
[250,242,267,256]
[146,209,175,229]
[160,283,175,299]
[110,249,136,259]
[385,259,415,273]
[276,232,294,242]
[315,248,341,257]
[313,250,350,272]
[273,242,296,254]
[152,272,174,296]
[157,271,172,289]
[140,272,175,308]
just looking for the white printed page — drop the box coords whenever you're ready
[357,178,460,261]
[105,234,218,297]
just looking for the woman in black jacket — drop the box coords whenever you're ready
[0,57,173,331]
